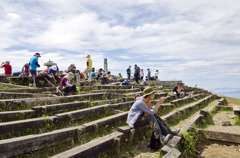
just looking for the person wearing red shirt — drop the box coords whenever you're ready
[0,61,12,76]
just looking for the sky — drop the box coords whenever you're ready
[0,0,240,91]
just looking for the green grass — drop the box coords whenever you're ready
[234,115,240,125]
[179,128,203,157]
[0,85,13,90]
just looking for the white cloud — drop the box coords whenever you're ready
[0,0,240,88]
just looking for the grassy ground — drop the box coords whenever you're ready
[226,97,240,106]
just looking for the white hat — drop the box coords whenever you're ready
[65,72,74,80]
[51,65,58,71]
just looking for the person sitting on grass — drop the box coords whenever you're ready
[126,87,180,150]
[60,72,76,95]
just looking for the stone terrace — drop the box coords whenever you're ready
[0,80,222,158]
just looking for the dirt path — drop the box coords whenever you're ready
[196,140,240,158]
[204,111,240,135]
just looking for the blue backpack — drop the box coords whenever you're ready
[121,79,130,85]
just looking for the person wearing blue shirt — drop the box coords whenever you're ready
[48,65,61,84]
[29,53,41,87]
[91,67,96,78]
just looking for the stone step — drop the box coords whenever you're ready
[0,100,133,138]
[163,95,214,122]
[0,112,128,157]
[0,93,108,111]
[0,92,51,99]
[0,116,56,137]
[32,101,90,117]
[0,110,35,122]
[233,105,240,115]
[51,132,123,158]
[95,85,132,89]
[197,129,240,144]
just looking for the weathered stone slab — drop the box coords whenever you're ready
[0,116,56,136]
[82,112,128,132]
[0,82,28,88]
[110,101,135,110]
[0,110,34,122]
[155,92,168,98]
[0,126,84,158]
[32,101,90,116]
[55,104,110,124]
[233,105,240,115]
[198,129,240,144]
[162,148,181,158]
[95,85,132,90]
[0,92,50,99]
[0,93,106,111]
[163,95,213,122]
[51,132,123,158]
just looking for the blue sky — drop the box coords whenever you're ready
[0,0,240,91]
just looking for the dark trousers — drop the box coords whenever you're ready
[134,73,139,83]
[63,85,76,94]
[30,70,37,84]
[134,114,172,139]
[127,73,131,80]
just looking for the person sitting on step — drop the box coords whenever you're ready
[60,72,76,95]
[126,87,180,150]
[172,82,187,97]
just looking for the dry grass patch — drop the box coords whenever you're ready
[226,97,240,107]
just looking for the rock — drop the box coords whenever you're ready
[222,121,231,126]
[195,150,201,155]
[231,115,236,119]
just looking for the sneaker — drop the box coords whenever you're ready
[29,83,33,87]
[160,134,172,146]
[172,128,180,135]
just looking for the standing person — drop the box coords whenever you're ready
[126,65,131,80]
[0,61,12,76]
[134,64,140,84]
[155,70,159,80]
[140,69,144,81]
[60,72,76,95]
[29,53,41,87]
[147,68,151,81]
[65,64,77,73]
[84,54,92,82]
[48,65,61,84]
[126,87,180,150]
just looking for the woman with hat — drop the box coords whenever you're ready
[60,72,76,95]
[126,87,180,149]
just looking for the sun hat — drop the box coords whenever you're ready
[65,72,74,81]
[34,52,41,57]
[142,87,155,97]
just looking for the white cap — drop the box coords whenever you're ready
[51,65,58,71]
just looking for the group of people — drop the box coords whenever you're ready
[126,65,159,84]
[1,52,185,151]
